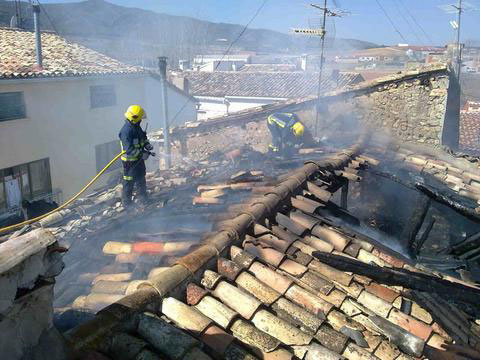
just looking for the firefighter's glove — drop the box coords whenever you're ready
[142,152,150,160]
[144,143,154,151]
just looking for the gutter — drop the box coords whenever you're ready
[0,72,146,85]
[65,135,367,353]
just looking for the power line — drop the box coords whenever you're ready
[214,0,268,71]
[168,0,269,127]
[374,0,408,43]
[392,0,423,44]
[398,0,435,44]
[37,0,60,35]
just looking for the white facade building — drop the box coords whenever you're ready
[180,71,364,120]
[0,28,196,221]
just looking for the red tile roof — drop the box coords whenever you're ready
[184,71,364,98]
[459,111,480,154]
[0,27,143,79]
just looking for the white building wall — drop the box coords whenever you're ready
[196,96,283,121]
[0,75,195,203]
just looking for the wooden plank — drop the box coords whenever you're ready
[0,229,56,275]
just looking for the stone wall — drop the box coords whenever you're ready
[320,65,459,148]
[0,229,67,360]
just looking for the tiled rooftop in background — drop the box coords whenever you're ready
[0,27,143,79]
[184,71,364,98]
[460,111,480,155]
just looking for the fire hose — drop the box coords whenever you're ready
[0,152,125,235]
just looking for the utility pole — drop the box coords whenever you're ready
[312,1,328,138]
[158,56,171,169]
[455,0,463,80]
[293,2,343,137]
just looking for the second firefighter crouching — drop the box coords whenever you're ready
[119,105,155,207]
[267,112,305,157]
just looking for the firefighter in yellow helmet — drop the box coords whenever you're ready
[119,105,155,207]
[267,113,305,157]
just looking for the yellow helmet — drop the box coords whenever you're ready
[292,122,305,137]
[125,105,146,124]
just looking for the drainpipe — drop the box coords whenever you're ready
[32,4,43,69]
[158,56,171,169]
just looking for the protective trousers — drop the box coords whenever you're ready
[122,159,147,206]
[267,120,284,152]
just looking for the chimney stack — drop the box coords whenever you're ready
[32,4,43,69]
[158,56,167,80]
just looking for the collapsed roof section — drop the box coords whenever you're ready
[64,136,480,360]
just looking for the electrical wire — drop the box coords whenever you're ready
[168,0,269,127]
[213,0,269,71]
[398,0,435,45]
[37,0,60,35]
[0,152,124,235]
[392,0,423,44]
[374,0,408,43]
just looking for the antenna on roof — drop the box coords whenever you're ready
[292,1,347,137]
[439,0,477,80]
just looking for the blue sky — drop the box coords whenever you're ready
[40,0,480,45]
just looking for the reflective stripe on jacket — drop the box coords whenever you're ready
[119,120,148,162]
[267,113,298,130]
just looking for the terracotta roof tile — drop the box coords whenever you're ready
[357,249,388,267]
[302,235,335,253]
[278,259,308,276]
[335,281,364,299]
[200,325,235,355]
[371,249,406,268]
[373,340,401,360]
[364,283,400,303]
[357,290,393,318]
[184,71,363,98]
[311,226,351,252]
[302,342,345,360]
[230,245,256,269]
[230,318,280,353]
[161,297,212,335]
[234,271,282,305]
[299,270,335,295]
[249,261,293,294]
[136,313,199,359]
[343,342,381,360]
[251,309,313,345]
[410,302,433,324]
[317,288,347,308]
[243,243,286,267]
[459,111,480,155]
[388,308,433,341]
[327,310,365,332]
[284,284,334,316]
[271,297,324,334]
[194,295,238,329]
[217,257,243,281]
[0,28,142,79]
[315,324,349,354]
[309,260,353,287]
[211,280,262,319]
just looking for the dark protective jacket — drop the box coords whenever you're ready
[267,113,302,151]
[118,120,149,162]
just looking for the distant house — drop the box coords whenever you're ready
[192,54,252,72]
[177,70,364,120]
[0,27,196,220]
